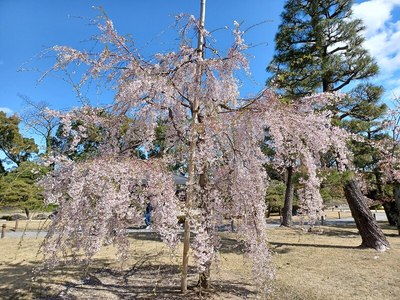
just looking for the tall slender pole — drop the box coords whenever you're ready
[197,0,206,57]
[181,0,206,293]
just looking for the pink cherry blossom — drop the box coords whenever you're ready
[39,15,352,294]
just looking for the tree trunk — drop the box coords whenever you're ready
[383,201,398,226]
[24,207,30,220]
[344,179,390,251]
[46,130,52,155]
[266,204,271,218]
[197,171,212,289]
[198,261,211,290]
[374,169,384,198]
[394,184,400,235]
[281,166,294,227]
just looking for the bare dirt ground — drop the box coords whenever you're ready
[0,221,399,299]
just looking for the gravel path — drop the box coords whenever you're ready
[1,212,388,238]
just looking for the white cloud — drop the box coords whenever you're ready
[386,78,400,98]
[0,107,13,115]
[352,0,392,36]
[363,25,400,72]
[352,0,400,97]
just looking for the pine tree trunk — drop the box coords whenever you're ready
[281,166,294,227]
[344,179,390,251]
[394,184,400,235]
[24,207,30,220]
[374,169,384,198]
[383,201,398,226]
[379,166,398,226]
[266,204,271,218]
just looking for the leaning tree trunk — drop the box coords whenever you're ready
[281,166,294,227]
[344,179,390,251]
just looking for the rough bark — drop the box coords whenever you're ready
[344,179,390,251]
[383,201,398,226]
[24,207,30,220]
[266,205,271,218]
[198,171,211,289]
[375,170,398,226]
[394,184,400,235]
[281,166,294,227]
[374,169,384,198]
[198,262,211,290]
[181,218,191,292]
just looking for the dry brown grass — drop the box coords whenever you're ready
[0,232,255,300]
[268,225,400,300]
[267,209,356,224]
[0,225,399,299]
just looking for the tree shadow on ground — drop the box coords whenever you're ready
[38,261,254,299]
[129,231,248,256]
[270,243,293,254]
[381,232,399,238]
[311,227,360,237]
[127,231,164,242]
[316,224,396,238]
[0,260,87,300]
[270,241,357,250]
[0,255,254,300]
[0,261,38,300]
[214,233,245,255]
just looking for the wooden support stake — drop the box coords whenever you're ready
[15,219,19,231]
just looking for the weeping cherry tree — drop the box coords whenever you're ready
[39,9,353,295]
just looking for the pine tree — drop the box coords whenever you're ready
[0,111,38,168]
[268,0,389,250]
[341,84,388,197]
[0,161,48,212]
[268,0,378,97]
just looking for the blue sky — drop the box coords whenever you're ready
[0,0,284,116]
[1,0,400,120]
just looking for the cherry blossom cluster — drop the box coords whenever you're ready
[252,91,350,224]
[377,100,400,183]
[40,156,179,267]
